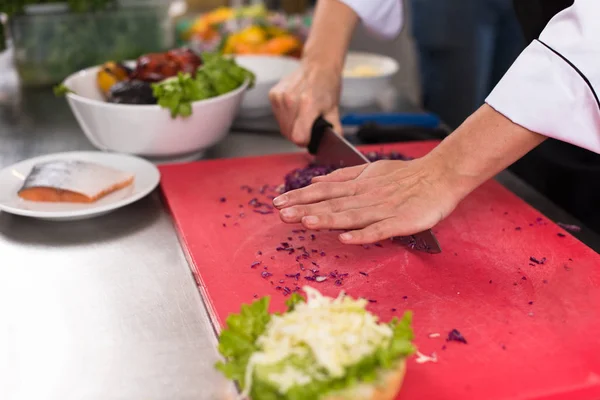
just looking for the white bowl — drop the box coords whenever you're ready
[340,52,399,108]
[233,55,301,118]
[62,64,249,161]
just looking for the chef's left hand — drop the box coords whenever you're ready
[272,155,462,244]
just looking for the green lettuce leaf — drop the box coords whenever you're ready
[215,296,271,387]
[151,52,255,118]
[216,294,415,400]
[285,292,305,312]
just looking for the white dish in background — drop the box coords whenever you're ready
[0,151,160,221]
[62,63,249,162]
[233,55,301,118]
[341,52,399,108]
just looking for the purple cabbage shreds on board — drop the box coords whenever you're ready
[360,271,369,276]
[261,271,273,279]
[292,229,306,234]
[219,197,226,203]
[368,299,377,303]
[240,185,253,193]
[310,234,316,241]
[285,273,300,280]
[557,233,566,237]
[257,251,263,255]
[530,256,547,265]
[374,243,383,248]
[557,222,582,232]
[283,164,338,192]
[447,329,468,344]
[320,251,326,256]
[250,261,261,269]
[225,214,231,218]
[335,279,343,286]
[304,276,316,281]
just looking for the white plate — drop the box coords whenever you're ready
[0,151,161,221]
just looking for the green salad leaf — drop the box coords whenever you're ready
[215,296,271,387]
[285,292,305,312]
[151,52,255,119]
[215,293,416,400]
[53,83,75,97]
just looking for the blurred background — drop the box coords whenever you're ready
[0,0,524,129]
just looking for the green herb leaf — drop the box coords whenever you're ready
[53,83,75,97]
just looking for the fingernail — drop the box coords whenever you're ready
[281,208,296,218]
[339,233,353,241]
[303,216,319,225]
[273,195,288,207]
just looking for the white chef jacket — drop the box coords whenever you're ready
[340,0,600,154]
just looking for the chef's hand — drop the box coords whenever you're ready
[272,155,461,244]
[268,0,359,147]
[272,104,548,244]
[269,62,343,147]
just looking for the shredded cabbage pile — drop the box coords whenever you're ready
[216,286,415,400]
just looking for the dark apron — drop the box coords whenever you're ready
[508,0,600,233]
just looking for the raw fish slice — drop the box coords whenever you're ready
[18,160,134,203]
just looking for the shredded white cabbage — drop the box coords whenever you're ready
[240,286,393,398]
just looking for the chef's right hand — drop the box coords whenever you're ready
[269,61,343,147]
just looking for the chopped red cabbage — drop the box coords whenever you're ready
[334,279,343,286]
[557,233,566,238]
[447,329,467,344]
[402,296,408,300]
[219,197,226,203]
[250,261,261,269]
[359,271,369,276]
[261,271,273,279]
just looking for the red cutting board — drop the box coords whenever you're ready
[159,141,600,400]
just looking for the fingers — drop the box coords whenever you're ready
[273,181,357,209]
[324,108,343,138]
[290,93,319,146]
[300,205,391,230]
[338,218,399,244]
[312,164,367,183]
[278,192,383,223]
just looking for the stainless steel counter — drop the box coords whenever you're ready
[1,56,599,400]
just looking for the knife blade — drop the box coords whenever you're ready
[307,116,442,254]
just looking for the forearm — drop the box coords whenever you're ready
[302,0,358,72]
[431,104,547,200]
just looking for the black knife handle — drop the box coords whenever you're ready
[308,115,334,155]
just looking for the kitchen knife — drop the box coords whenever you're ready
[307,116,442,254]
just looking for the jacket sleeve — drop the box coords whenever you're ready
[338,0,403,39]
[486,0,600,154]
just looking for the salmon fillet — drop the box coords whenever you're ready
[18,160,135,203]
